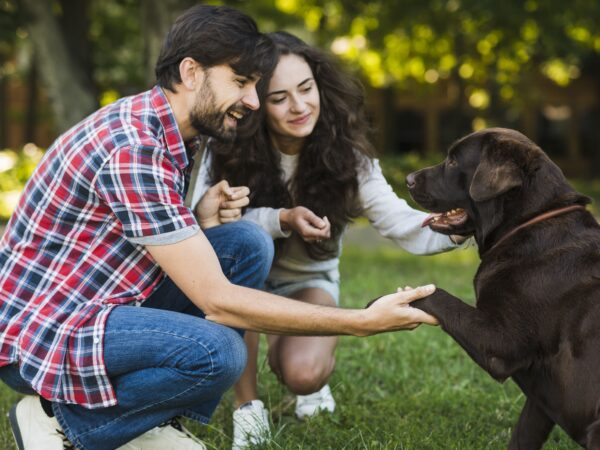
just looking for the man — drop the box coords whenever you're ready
[0,5,438,450]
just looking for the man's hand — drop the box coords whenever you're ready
[280,206,331,242]
[195,180,250,229]
[359,285,439,336]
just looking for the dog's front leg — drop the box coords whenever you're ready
[508,397,554,450]
[411,289,530,381]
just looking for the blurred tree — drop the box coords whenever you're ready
[7,0,175,133]
[17,0,97,132]
[141,0,192,86]
[3,0,600,140]
[258,0,600,108]
[0,0,22,145]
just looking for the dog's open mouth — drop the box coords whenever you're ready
[422,208,469,232]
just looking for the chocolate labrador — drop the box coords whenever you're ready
[405,128,600,449]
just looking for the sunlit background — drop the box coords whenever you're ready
[1,0,599,219]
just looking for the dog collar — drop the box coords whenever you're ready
[485,205,587,255]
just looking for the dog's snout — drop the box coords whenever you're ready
[406,172,417,189]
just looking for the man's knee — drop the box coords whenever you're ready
[203,325,248,389]
[220,221,274,285]
[236,221,274,265]
[174,325,247,390]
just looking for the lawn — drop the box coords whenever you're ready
[1,147,596,448]
[1,243,579,449]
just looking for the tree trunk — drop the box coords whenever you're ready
[18,0,97,133]
[59,0,96,97]
[24,58,37,143]
[142,0,189,87]
[0,75,7,148]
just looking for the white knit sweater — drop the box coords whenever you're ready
[191,149,457,276]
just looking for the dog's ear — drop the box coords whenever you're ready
[469,147,522,202]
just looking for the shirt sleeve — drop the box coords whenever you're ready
[95,145,199,245]
[358,159,457,255]
[242,207,291,239]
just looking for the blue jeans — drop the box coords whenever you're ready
[0,221,274,450]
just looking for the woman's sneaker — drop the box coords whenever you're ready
[295,384,336,420]
[231,400,271,450]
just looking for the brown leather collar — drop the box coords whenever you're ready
[485,205,587,255]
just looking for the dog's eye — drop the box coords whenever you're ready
[447,158,458,168]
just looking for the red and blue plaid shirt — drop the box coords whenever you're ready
[0,86,199,408]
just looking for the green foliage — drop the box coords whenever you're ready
[4,0,600,136]
[379,153,444,208]
[0,145,43,221]
[89,0,146,93]
[253,0,600,92]
[0,1,18,58]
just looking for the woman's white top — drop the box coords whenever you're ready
[191,149,457,276]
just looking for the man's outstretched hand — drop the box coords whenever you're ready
[361,285,439,335]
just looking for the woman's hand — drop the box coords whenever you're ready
[195,180,250,229]
[361,285,439,335]
[450,234,470,245]
[279,206,331,242]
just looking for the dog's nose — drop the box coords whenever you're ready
[406,172,417,189]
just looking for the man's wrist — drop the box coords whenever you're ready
[348,309,372,337]
[194,201,217,229]
[199,218,220,229]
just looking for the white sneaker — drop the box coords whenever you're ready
[232,400,271,450]
[117,418,206,450]
[295,384,336,420]
[8,395,72,450]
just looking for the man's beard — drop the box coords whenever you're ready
[189,77,237,142]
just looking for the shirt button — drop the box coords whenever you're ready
[94,337,100,344]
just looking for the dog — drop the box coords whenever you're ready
[405,128,600,449]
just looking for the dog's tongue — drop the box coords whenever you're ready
[422,213,443,228]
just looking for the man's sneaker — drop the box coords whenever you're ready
[8,395,72,450]
[295,384,336,420]
[232,399,271,450]
[117,418,206,450]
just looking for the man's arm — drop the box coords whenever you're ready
[146,232,438,337]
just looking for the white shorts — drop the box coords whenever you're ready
[264,268,340,305]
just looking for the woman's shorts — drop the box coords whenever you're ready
[264,268,340,306]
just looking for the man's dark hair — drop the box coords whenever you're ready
[155,5,276,90]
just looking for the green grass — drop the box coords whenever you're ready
[0,247,583,449]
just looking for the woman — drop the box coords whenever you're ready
[191,31,464,449]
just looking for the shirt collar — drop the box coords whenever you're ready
[150,86,202,170]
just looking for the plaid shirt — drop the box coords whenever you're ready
[0,86,199,408]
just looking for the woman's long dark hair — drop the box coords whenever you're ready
[210,31,375,259]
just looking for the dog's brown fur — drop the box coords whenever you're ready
[407,128,600,449]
